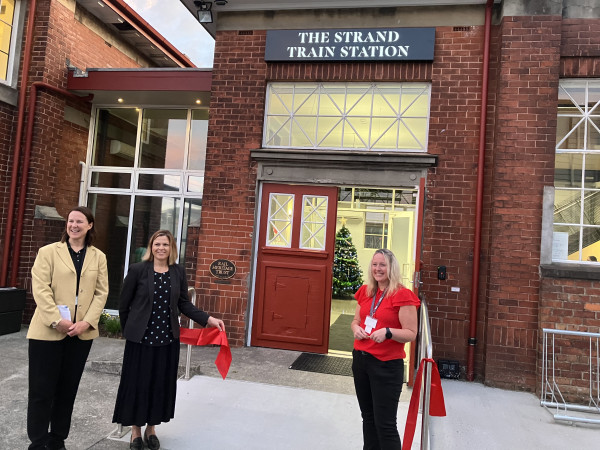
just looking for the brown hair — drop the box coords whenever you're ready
[60,206,96,247]
[142,230,178,265]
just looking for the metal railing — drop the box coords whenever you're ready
[183,287,196,380]
[541,328,600,425]
[418,299,433,450]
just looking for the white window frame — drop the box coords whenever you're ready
[0,0,25,104]
[551,79,600,264]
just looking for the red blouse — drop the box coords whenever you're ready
[353,284,420,361]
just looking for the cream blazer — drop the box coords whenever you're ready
[27,242,109,341]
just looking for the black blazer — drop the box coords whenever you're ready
[118,261,209,343]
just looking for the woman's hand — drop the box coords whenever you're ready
[352,321,369,340]
[67,321,91,337]
[369,328,387,344]
[207,316,225,331]
[55,319,73,334]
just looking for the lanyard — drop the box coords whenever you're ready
[369,288,387,317]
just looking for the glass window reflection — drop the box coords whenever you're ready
[92,108,139,167]
[139,109,187,169]
[87,193,131,310]
[188,109,208,170]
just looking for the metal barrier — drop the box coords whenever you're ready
[417,299,434,450]
[541,328,600,425]
[183,287,196,380]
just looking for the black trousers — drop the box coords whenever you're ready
[352,349,405,450]
[27,337,93,450]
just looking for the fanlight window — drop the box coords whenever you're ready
[264,82,430,151]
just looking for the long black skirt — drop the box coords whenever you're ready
[112,339,180,427]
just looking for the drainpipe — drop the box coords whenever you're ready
[467,0,493,382]
[1,0,38,287]
[9,82,93,287]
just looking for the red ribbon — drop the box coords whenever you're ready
[402,358,446,450]
[179,327,232,380]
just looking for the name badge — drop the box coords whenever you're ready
[364,315,377,334]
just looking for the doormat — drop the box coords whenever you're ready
[328,314,355,353]
[289,353,353,377]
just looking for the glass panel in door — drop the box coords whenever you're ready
[87,193,132,310]
[129,196,181,265]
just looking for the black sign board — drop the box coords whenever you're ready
[265,28,435,62]
[209,259,236,279]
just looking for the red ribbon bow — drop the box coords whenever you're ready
[179,327,232,380]
[402,358,446,450]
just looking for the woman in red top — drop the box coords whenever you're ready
[351,248,420,449]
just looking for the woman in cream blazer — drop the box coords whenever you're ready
[27,206,108,450]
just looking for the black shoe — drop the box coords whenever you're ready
[144,430,160,450]
[129,437,143,450]
[45,443,66,450]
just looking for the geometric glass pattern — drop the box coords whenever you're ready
[554,79,600,262]
[300,195,328,250]
[264,82,430,151]
[267,193,294,247]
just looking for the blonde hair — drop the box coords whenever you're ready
[142,230,178,265]
[366,248,403,297]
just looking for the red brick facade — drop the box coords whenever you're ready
[200,11,600,391]
[2,2,599,394]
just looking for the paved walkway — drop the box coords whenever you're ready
[1,328,597,449]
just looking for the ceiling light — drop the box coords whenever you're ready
[195,99,202,104]
[215,0,228,5]
[194,1,213,23]
[117,98,124,103]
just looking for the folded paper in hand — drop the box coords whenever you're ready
[57,305,71,321]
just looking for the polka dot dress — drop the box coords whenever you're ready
[142,271,174,346]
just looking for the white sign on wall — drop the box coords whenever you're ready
[552,232,569,260]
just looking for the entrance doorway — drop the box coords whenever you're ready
[251,183,339,354]
[251,182,419,369]
[327,187,417,375]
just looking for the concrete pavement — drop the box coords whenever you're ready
[1,328,597,449]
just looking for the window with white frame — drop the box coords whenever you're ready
[554,80,600,262]
[264,82,430,151]
[0,0,23,85]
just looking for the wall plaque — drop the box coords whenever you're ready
[265,28,435,62]
[209,259,236,279]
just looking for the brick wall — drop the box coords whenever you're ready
[484,16,562,390]
[560,18,600,76]
[536,17,600,400]
[7,0,152,314]
[539,278,600,403]
[0,103,17,279]
[192,30,265,347]
[422,25,487,378]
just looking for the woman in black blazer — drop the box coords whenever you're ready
[112,230,225,450]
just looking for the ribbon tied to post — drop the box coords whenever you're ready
[180,327,232,380]
[402,357,446,450]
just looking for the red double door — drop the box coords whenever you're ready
[251,183,338,354]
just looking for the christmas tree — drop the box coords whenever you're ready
[333,225,364,299]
